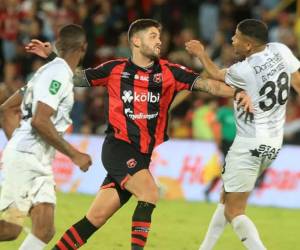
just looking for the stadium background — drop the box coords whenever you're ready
[0,0,300,249]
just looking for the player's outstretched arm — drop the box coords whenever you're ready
[193,78,253,112]
[31,102,92,172]
[193,77,234,97]
[185,40,226,81]
[0,87,26,139]
[291,70,300,95]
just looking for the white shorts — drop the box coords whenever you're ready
[222,136,282,192]
[0,147,56,214]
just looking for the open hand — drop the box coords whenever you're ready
[25,39,52,58]
[236,91,253,113]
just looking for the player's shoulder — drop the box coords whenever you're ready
[31,58,73,91]
[267,42,289,50]
[94,58,128,69]
[161,59,193,73]
[42,57,72,79]
[267,42,295,56]
[162,59,183,68]
[228,60,248,74]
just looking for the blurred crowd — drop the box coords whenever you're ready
[1,0,300,144]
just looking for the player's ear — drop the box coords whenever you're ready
[246,42,252,53]
[131,35,141,48]
[82,42,87,52]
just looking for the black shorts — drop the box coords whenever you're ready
[101,136,152,190]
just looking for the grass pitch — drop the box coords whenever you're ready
[1,192,300,250]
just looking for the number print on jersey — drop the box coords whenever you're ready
[22,86,33,120]
[259,72,289,111]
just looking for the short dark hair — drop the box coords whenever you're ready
[237,19,268,44]
[128,19,161,41]
[56,24,86,53]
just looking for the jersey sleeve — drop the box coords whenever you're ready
[225,63,246,89]
[83,60,121,87]
[167,63,200,91]
[33,67,69,111]
[276,43,300,73]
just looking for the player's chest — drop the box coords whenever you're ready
[108,69,175,95]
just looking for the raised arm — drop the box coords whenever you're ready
[185,40,226,81]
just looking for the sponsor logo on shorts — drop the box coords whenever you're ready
[127,158,137,168]
[249,144,280,160]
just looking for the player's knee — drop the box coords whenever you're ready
[5,228,21,241]
[0,220,22,241]
[138,185,159,204]
[87,210,110,228]
[34,225,55,243]
[224,206,244,222]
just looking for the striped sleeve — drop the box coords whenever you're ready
[83,59,125,87]
[167,63,199,91]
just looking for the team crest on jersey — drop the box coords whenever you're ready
[49,80,61,95]
[153,73,162,83]
[127,158,137,168]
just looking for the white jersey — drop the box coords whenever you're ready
[225,42,300,138]
[7,57,74,165]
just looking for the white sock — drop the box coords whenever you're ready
[231,215,266,250]
[199,203,228,250]
[19,233,47,250]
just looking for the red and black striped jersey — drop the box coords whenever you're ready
[84,58,199,154]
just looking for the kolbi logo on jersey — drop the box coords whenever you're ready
[121,90,160,103]
[122,90,134,103]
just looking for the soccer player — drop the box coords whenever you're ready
[0,24,92,250]
[186,19,300,250]
[26,19,251,250]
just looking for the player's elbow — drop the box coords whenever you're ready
[0,104,11,123]
[0,103,9,114]
[0,105,4,116]
[31,115,44,130]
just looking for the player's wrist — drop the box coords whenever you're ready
[46,51,58,62]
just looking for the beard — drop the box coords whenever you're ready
[233,47,246,61]
[140,43,160,60]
